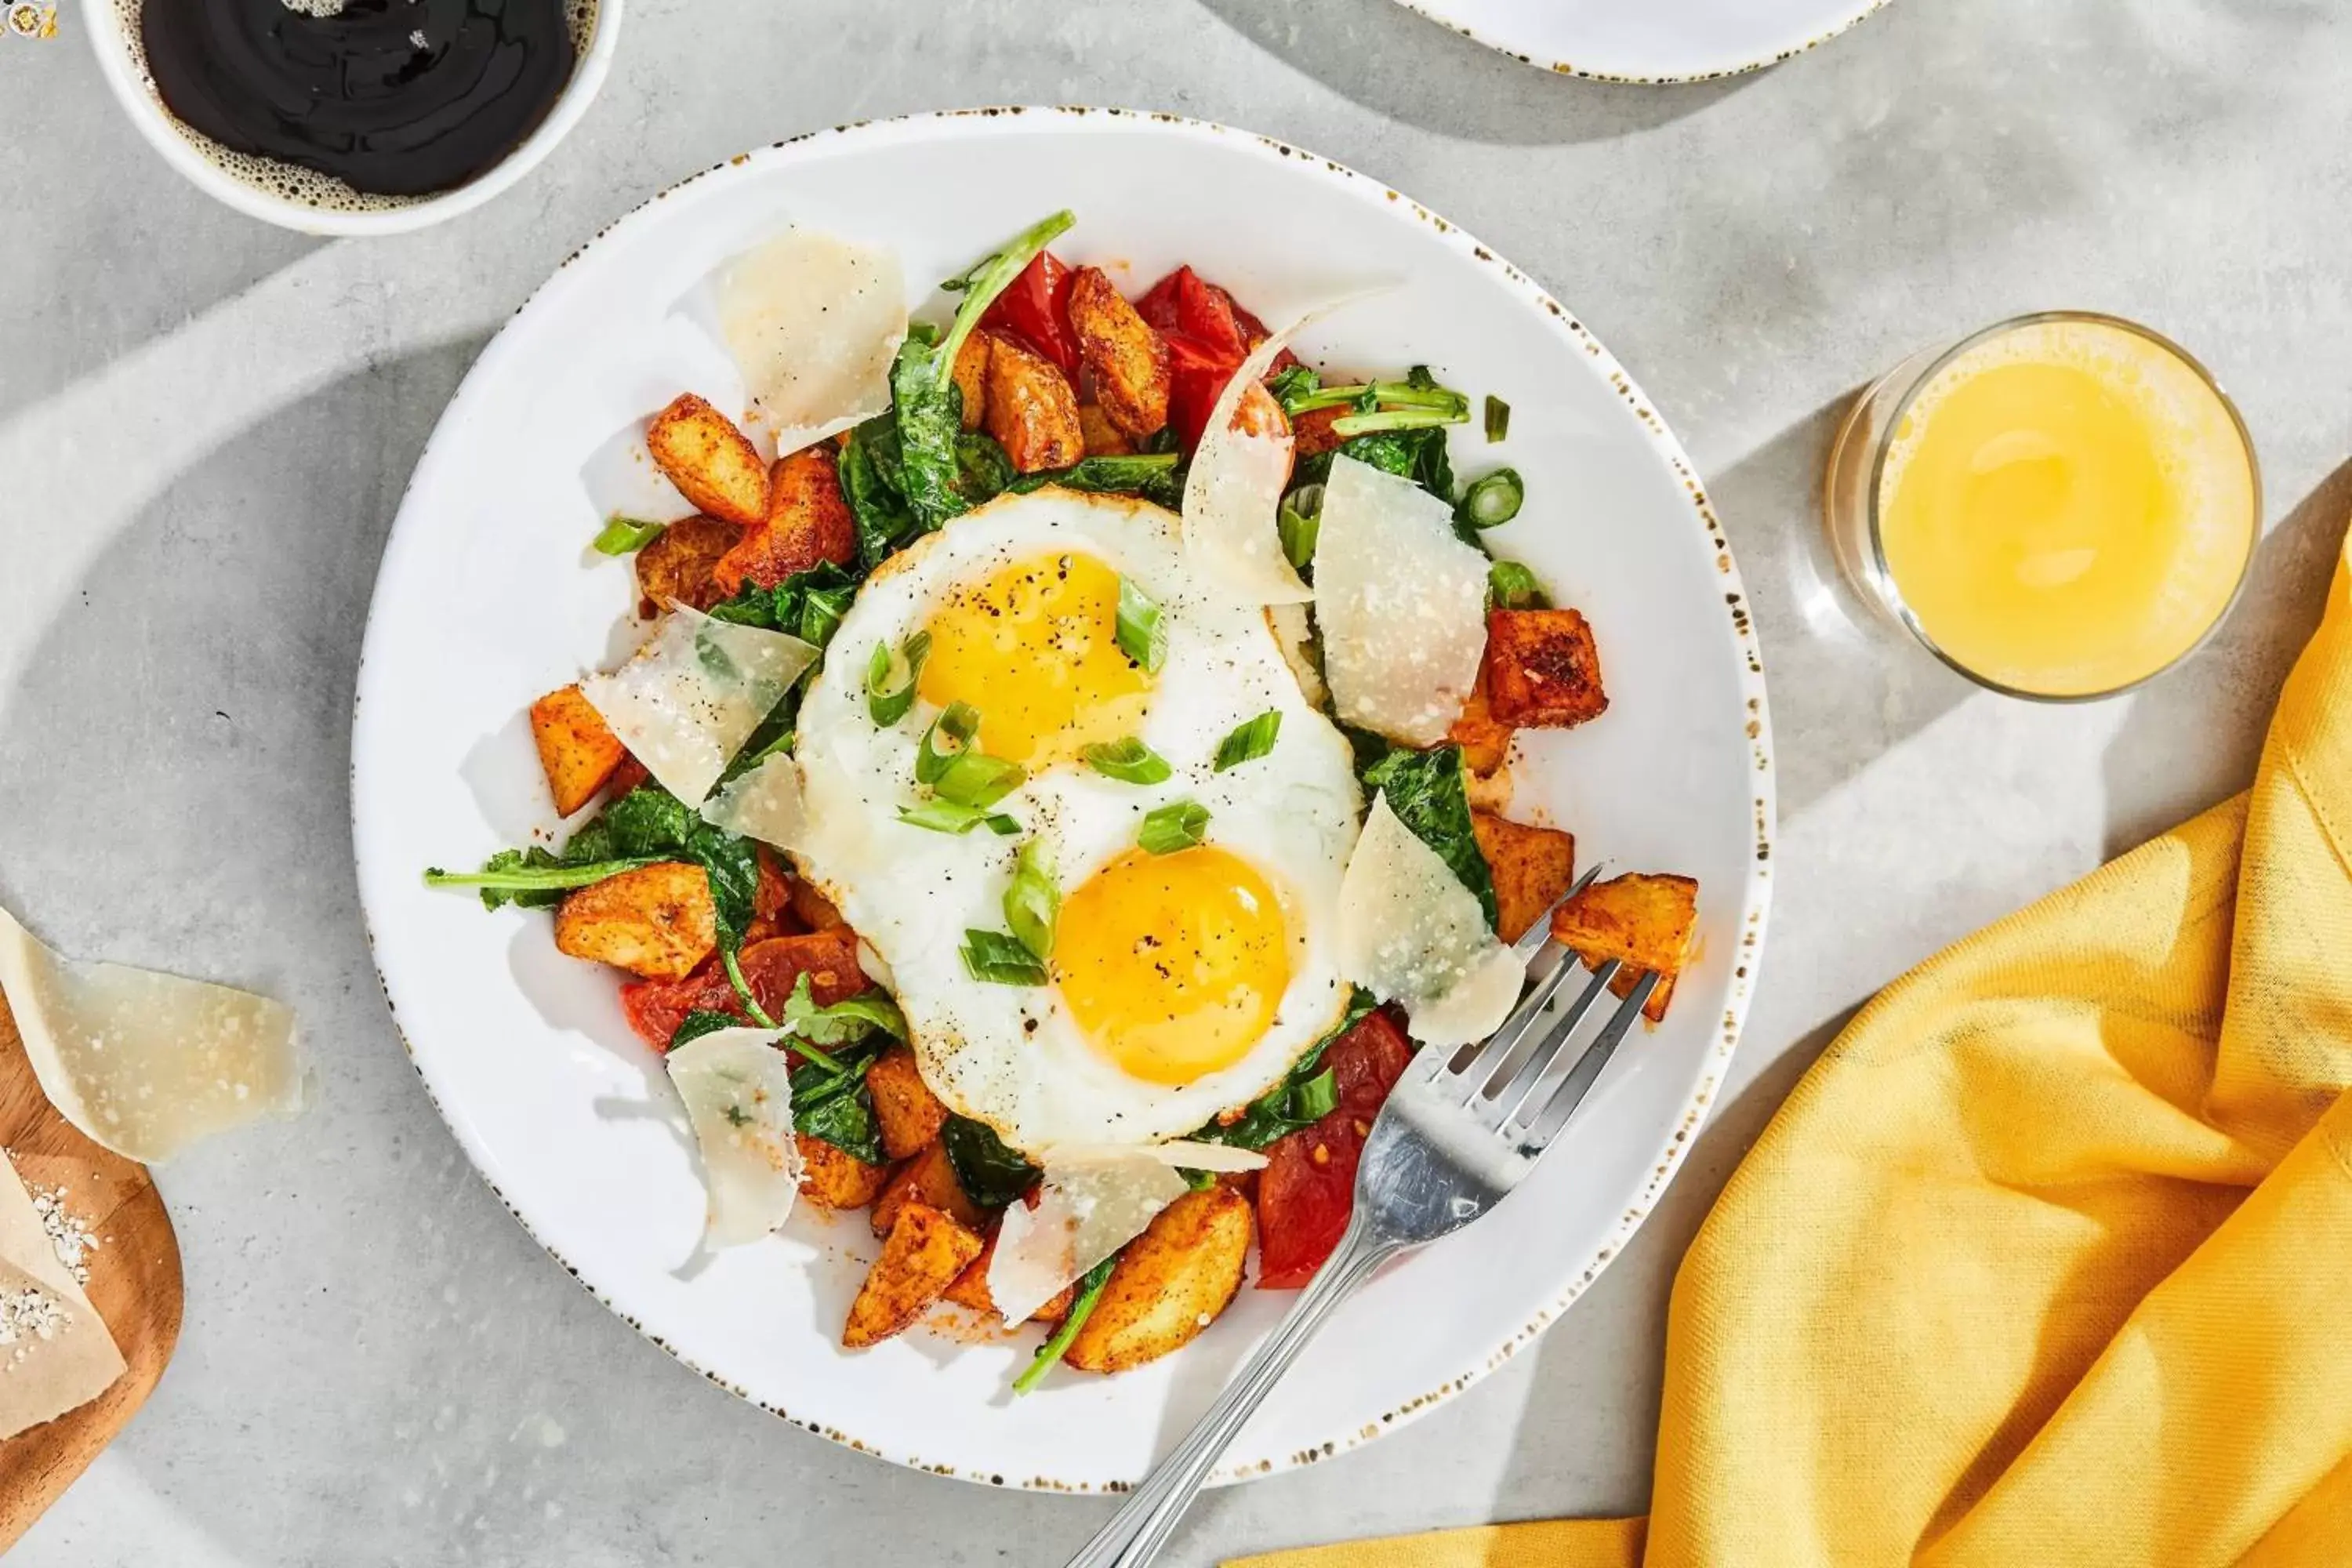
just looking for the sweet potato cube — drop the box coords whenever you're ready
[1472,813,1577,945]
[1448,666,1514,777]
[1483,608,1608,729]
[528,684,626,817]
[797,1134,891,1210]
[787,876,848,932]
[1550,873,1698,982]
[982,330,1084,474]
[712,445,857,594]
[1066,266,1171,439]
[871,1139,985,1236]
[633,515,737,615]
[866,1047,949,1161]
[841,1202,984,1348]
[1064,1187,1252,1374]
[553,862,717,981]
[645,393,768,528]
[942,1227,1073,1323]
[1078,402,1133,458]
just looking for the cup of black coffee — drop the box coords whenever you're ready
[84,0,621,234]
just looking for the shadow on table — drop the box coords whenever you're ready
[1483,1004,1855,1522]
[1192,0,1753,147]
[2097,459,2352,860]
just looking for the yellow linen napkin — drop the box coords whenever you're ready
[1236,534,2352,1568]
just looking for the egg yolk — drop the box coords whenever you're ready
[1053,847,1291,1086]
[917,550,1152,768]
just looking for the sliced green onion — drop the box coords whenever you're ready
[1080,736,1173,786]
[865,631,931,727]
[1290,1066,1339,1121]
[1003,840,1060,963]
[1484,395,1511,444]
[1214,710,1282,772]
[1329,405,1467,437]
[1013,1253,1119,1394]
[899,800,1021,836]
[1115,576,1167,674]
[1138,800,1210,855]
[960,927,1050,986]
[1181,1167,1218,1192]
[593,515,666,555]
[1457,468,1525,529]
[1277,484,1323,572]
[916,701,982,787]
[934,750,1026,809]
[1489,560,1549,611]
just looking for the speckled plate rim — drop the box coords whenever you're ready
[350,106,1776,1492]
[1392,0,1893,83]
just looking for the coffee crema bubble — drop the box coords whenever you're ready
[122,0,594,212]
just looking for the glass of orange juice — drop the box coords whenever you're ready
[1824,312,2259,699]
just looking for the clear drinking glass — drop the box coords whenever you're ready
[1822,311,2261,702]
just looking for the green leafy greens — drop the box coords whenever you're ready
[1006,453,1185,509]
[940,1115,1040,1210]
[1360,745,1499,931]
[1191,987,1378,1151]
[1014,1253,1118,1395]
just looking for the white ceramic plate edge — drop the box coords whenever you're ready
[350,107,1777,1490]
[1392,0,1892,83]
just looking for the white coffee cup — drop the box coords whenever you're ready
[79,0,623,236]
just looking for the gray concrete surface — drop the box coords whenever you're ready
[3,1,2349,1563]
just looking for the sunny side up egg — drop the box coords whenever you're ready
[791,488,1363,1152]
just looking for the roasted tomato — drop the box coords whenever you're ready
[1255,1008,1414,1288]
[1139,265,1298,451]
[979,249,1080,377]
[619,927,867,1049]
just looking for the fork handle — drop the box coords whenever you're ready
[1062,1221,1406,1568]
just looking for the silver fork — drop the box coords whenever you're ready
[1064,868,1656,1568]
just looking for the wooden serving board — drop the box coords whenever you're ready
[0,992,183,1552]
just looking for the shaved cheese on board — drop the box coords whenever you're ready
[1316,454,1492,746]
[665,1027,802,1249]
[1338,797,1524,1047]
[581,608,816,807]
[718,228,907,455]
[986,1149,1189,1323]
[1182,290,1384,604]
[699,751,807,849]
[0,906,303,1163]
[0,1152,125,1440]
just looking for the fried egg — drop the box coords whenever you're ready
[791,488,1362,1151]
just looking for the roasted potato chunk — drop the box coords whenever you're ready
[1292,405,1349,459]
[528,684,626,817]
[1064,1187,1252,1374]
[1448,667,1514,777]
[866,1047,949,1161]
[950,332,991,431]
[942,1228,1073,1323]
[982,330,1084,474]
[797,1134,891,1210]
[553,862,716,981]
[645,393,768,528]
[1472,812,1577,945]
[713,446,858,594]
[1483,608,1608,729]
[1066,266,1171,439]
[1552,872,1698,1022]
[872,1140,985,1236]
[1078,402,1134,458]
[633,515,737,615]
[842,1201,984,1349]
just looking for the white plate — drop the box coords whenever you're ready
[1396,0,1891,82]
[350,109,1774,1492]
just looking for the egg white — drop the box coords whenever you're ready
[791,488,1363,1152]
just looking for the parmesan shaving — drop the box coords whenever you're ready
[1338,797,1525,1047]
[1036,1140,1269,1174]
[717,228,908,455]
[986,1149,1189,1324]
[0,906,304,1163]
[580,608,817,807]
[698,750,808,850]
[665,1027,803,1250]
[0,1152,123,1439]
[1316,454,1492,746]
[1181,290,1384,604]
